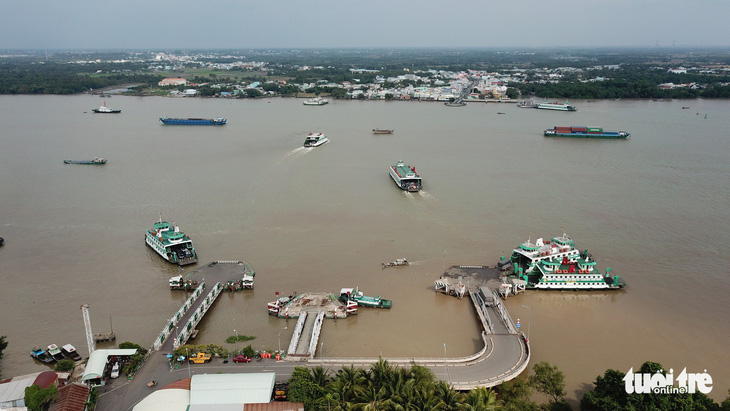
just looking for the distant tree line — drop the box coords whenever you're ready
[0,61,161,94]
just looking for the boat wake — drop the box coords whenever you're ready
[279,147,309,164]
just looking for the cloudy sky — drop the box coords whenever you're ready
[1,0,729,50]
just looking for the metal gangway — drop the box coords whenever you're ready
[285,310,325,361]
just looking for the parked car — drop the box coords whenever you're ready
[233,355,251,363]
[189,352,211,364]
[110,362,120,378]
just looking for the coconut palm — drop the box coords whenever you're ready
[461,387,501,410]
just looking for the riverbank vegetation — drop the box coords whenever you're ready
[1,48,730,99]
[286,359,730,410]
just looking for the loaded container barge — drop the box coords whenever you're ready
[545,126,629,139]
[159,117,227,125]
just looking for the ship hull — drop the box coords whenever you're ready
[145,230,197,266]
[159,117,226,125]
[389,163,421,192]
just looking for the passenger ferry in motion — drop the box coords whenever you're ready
[389,161,422,192]
[303,132,329,147]
[535,101,577,111]
[507,231,625,290]
[145,219,198,265]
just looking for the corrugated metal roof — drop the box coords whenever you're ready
[0,372,41,405]
[190,373,275,405]
[132,389,190,411]
[81,349,139,381]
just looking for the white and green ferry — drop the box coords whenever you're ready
[508,231,624,290]
[145,219,198,265]
[390,161,422,192]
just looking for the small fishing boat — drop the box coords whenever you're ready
[382,258,408,267]
[30,347,54,363]
[47,344,65,361]
[64,157,107,165]
[372,129,394,134]
[61,344,82,361]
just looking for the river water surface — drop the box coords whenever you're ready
[0,95,728,403]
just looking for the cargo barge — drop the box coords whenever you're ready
[544,126,629,139]
[159,117,227,125]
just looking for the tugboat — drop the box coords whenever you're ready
[92,102,121,113]
[389,161,422,192]
[303,132,329,147]
[506,230,625,290]
[145,219,198,265]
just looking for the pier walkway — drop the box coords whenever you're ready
[151,261,252,353]
[285,310,325,361]
[308,285,530,389]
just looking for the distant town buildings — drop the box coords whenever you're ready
[158,78,188,87]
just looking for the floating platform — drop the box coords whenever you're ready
[268,292,352,319]
[180,261,255,291]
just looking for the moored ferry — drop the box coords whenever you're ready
[544,126,630,139]
[159,117,227,125]
[303,132,329,147]
[145,219,198,265]
[303,97,329,106]
[507,231,625,290]
[535,101,577,111]
[390,161,422,192]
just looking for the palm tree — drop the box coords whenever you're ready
[435,380,464,410]
[461,387,501,410]
[333,365,366,403]
[311,365,331,388]
[352,382,396,411]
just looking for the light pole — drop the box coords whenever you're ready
[277,331,282,354]
[521,305,531,340]
[234,329,239,355]
[320,342,324,358]
[443,343,449,382]
[186,347,191,378]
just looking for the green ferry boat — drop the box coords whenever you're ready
[339,287,392,308]
[145,219,198,265]
[507,231,625,290]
